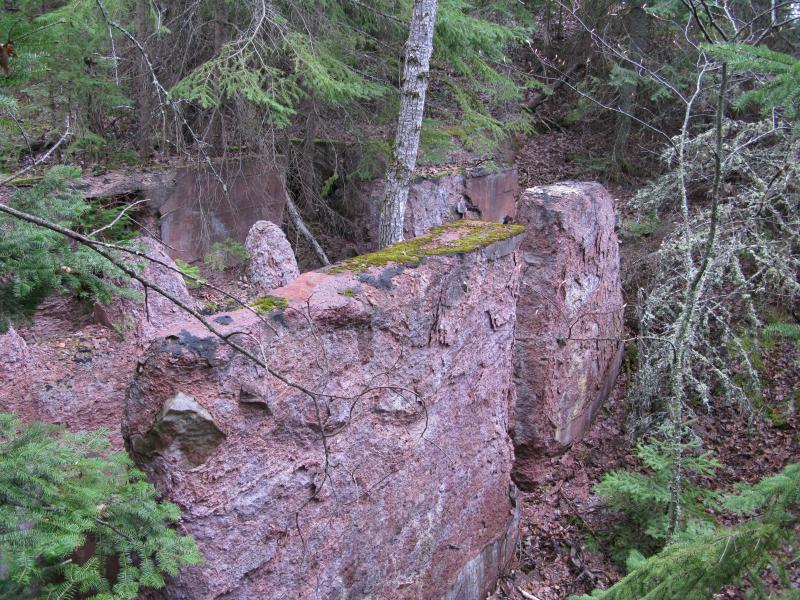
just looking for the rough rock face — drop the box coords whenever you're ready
[358,167,519,243]
[512,183,623,486]
[134,238,200,337]
[150,158,286,262]
[124,221,524,600]
[244,220,300,294]
[130,392,225,468]
[464,168,519,223]
[51,161,287,265]
[0,326,29,380]
[94,238,199,340]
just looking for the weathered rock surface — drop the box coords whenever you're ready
[130,392,225,468]
[0,326,29,381]
[245,220,300,294]
[464,168,519,223]
[9,161,288,266]
[358,166,519,243]
[76,169,174,200]
[512,183,624,486]
[124,221,524,600]
[94,238,199,340]
[150,158,286,262]
[135,238,200,336]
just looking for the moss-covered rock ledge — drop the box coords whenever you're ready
[329,219,526,274]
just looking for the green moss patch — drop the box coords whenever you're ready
[251,295,288,314]
[331,220,525,274]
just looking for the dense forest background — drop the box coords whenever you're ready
[0,1,798,599]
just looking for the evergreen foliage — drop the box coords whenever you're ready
[170,46,302,126]
[0,0,533,167]
[203,240,248,272]
[0,413,201,599]
[167,0,530,148]
[0,166,137,332]
[707,43,800,120]
[572,462,800,600]
[762,322,800,345]
[0,1,131,161]
[594,436,720,557]
[174,258,205,289]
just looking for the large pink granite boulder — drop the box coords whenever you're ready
[123,221,524,600]
[512,183,624,486]
[245,220,300,293]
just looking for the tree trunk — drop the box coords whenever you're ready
[211,0,227,154]
[575,0,614,63]
[612,2,647,171]
[378,0,438,248]
[285,188,330,266]
[134,0,152,157]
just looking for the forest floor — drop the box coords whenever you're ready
[489,130,800,600]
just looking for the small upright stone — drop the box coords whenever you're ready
[0,326,30,380]
[245,220,300,293]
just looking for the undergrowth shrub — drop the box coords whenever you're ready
[573,461,800,600]
[593,436,720,564]
[0,413,201,599]
[174,259,206,288]
[0,166,138,332]
[203,240,248,272]
[762,322,800,346]
[629,121,800,433]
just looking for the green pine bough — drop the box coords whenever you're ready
[573,452,800,600]
[0,166,140,333]
[0,413,201,600]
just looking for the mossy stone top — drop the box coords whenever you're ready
[329,220,526,274]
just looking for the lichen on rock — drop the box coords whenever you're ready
[251,295,289,314]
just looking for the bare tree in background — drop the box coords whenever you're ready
[134,0,152,157]
[378,0,438,248]
[611,1,648,172]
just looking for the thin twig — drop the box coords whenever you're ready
[89,199,148,237]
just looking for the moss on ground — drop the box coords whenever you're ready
[331,220,525,274]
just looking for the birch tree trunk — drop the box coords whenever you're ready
[378,0,438,248]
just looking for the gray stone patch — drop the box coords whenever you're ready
[163,330,218,364]
[131,392,224,468]
[357,264,405,290]
[239,381,270,410]
[482,234,525,261]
